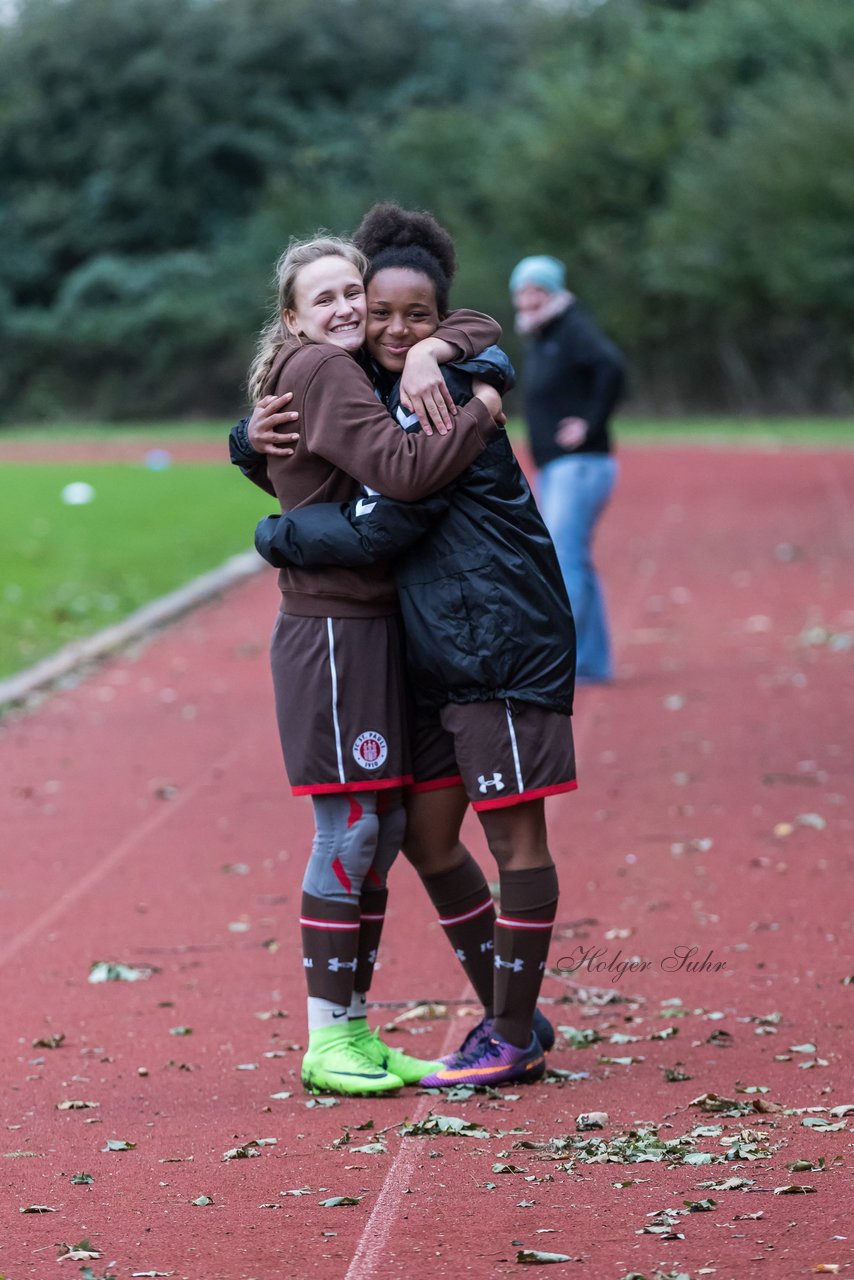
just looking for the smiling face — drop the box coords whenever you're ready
[285,255,366,353]
[365,267,441,372]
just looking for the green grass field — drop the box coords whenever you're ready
[2,415,853,681]
[0,461,275,679]
[3,414,854,449]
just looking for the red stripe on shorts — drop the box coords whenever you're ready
[471,780,578,812]
[292,775,412,796]
[407,774,464,795]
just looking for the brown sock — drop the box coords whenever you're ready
[300,891,361,1007]
[492,865,559,1048]
[353,882,387,998]
[422,855,496,1015]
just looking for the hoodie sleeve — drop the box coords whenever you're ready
[434,309,502,359]
[301,350,499,502]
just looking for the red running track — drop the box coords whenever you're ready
[2,446,853,1280]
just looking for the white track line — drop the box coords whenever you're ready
[342,993,468,1280]
[0,736,250,970]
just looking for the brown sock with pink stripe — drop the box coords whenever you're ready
[300,891,361,1008]
[422,856,497,1015]
[492,864,559,1048]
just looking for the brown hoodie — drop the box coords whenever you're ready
[264,316,501,618]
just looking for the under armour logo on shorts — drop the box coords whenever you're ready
[478,772,505,793]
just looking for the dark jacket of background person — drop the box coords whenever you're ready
[521,302,625,466]
[252,353,576,717]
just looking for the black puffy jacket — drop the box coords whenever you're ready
[253,352,576,717]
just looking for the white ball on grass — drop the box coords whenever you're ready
[60,481,96,505]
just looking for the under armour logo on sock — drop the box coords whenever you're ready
[454,948,467,962]
[477,772,505,793]
[327,957,358,972]
[495,956,525,972]
[368,949,377,965]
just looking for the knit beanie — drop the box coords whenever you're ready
[509,255,566,294]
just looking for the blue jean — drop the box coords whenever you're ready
[537,453,618,683]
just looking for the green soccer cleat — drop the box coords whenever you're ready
[301,1025,403,1096]
[348,1018,444,1086]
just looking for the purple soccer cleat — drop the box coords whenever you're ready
[442,1008,555,1064]
[420,1032,545,1088]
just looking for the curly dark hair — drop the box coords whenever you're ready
[353,202,457,316]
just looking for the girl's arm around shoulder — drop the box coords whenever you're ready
[301,348,499,502]
[436,309,502,360]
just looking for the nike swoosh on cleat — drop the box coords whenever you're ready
[323,1070,391,1079]
[428,1063,519,1081]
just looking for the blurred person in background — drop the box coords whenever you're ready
[510,255,625,685]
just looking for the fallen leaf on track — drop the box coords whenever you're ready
[222,1141,262,1160]
[56,1238,100,1260]
[88,961,158,983]
[399,1113,490,1139]
[516,1249,574,1264]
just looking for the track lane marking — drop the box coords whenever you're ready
[0,738,250,970]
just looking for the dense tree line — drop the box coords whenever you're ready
[1,0,852,420]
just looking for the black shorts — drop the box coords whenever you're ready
[270,611,412,795]
[410,698,577,811]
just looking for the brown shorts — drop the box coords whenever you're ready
[270,611,412,795]
[410,698,577,811]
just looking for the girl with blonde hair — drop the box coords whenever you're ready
[240,231,502,1095]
